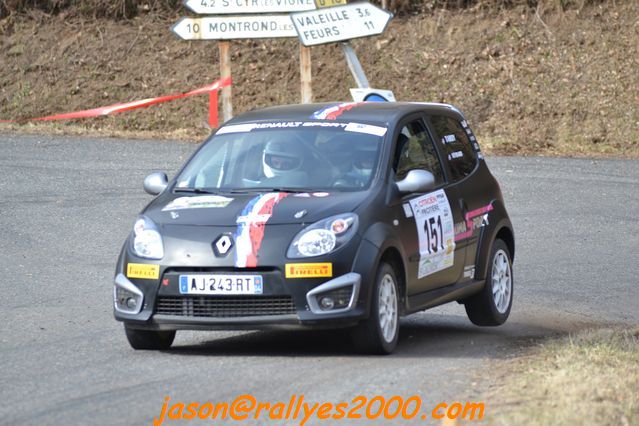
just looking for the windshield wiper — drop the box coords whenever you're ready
[226,187,309,194]
[173,187,218,194]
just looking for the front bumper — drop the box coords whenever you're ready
[114,270,366,331]
[114,228,382,331]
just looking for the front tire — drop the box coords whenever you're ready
[464,239,513,326]
[352,262,400,354]
[124,325,176,350]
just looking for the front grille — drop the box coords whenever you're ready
[155,296,296,318]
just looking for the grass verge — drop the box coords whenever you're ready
[483,328,639,426]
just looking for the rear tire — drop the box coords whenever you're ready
[465,239,513,326]
[351,262,400,354]
[124,325,175,350]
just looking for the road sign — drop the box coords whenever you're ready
[172,16,297,40]
[184,0,316,14]
[314,0,346,8]
[290,2,392,46]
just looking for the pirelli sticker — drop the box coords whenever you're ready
[285,263,332,279]
[127,263,160,280]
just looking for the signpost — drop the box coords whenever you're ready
[174,0,314,121]
[219,42,233,122]
[172,0,394,123]
[300,45,312,103]
[341,41,370,88]
[290,2,392,46]
[314,0,347,7]
[171,15,297,40]
[185,0,316,14]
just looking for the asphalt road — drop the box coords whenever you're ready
[1,134,637,426]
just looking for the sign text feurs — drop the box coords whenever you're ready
[290,2,393,46]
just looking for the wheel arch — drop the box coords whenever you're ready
[378,247,407,315]
[474,200,515,280]
[359,222,409,316]
[495,226,515,262]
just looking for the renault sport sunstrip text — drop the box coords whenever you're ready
[114,102,515,354]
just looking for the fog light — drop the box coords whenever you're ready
[320,296,335,310]
[125,297,137,310]
[114,273,144,315]
[315,285,354,311]
[306,273,361,315]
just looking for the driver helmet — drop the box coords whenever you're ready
[263,139,305,178]
[351,141,377,178]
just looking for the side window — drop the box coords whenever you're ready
[393,119,444,184]
[429,116,476,181]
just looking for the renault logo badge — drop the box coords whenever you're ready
[213,234,233,256]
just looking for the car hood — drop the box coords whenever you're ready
[143,191,369,226]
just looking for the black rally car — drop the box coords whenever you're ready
[114,102,514,354]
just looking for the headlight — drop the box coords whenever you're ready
[287,213,358,258]
[131,216,164,260]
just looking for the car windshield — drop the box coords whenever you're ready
[175,121,387,192]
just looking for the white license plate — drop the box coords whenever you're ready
[179,274,263,295]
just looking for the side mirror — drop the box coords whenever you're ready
[143,172,168,195]
[396,170,435,194]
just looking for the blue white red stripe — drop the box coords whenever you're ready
[234,193,289,268]
[311,102,366,120]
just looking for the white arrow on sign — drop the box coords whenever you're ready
[184,0,316,14]
[290,2,392,46]
[171,15,297,40]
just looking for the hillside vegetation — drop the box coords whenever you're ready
[1,0,637,157]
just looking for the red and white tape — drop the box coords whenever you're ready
[0,76,231,128]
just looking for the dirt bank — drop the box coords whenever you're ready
[1,2,637,156]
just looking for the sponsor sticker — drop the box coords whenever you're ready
[285,263,333,278]
[442,134,456,144]
[253,122,303,129]
[127,263,160,280]
[215,120,386,136]
[344,122,387,137]
[163,195,233,211]
[302,122,347,128]
[463,265,476,279]
[455,203,493,241]
[216,123,258,134]
[409,190,455,279]
[402,203,413,218]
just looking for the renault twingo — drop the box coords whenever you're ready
[114,102,515,354]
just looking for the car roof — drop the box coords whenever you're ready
[226,102,466,127]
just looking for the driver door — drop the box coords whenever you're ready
[391,118,466,296]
